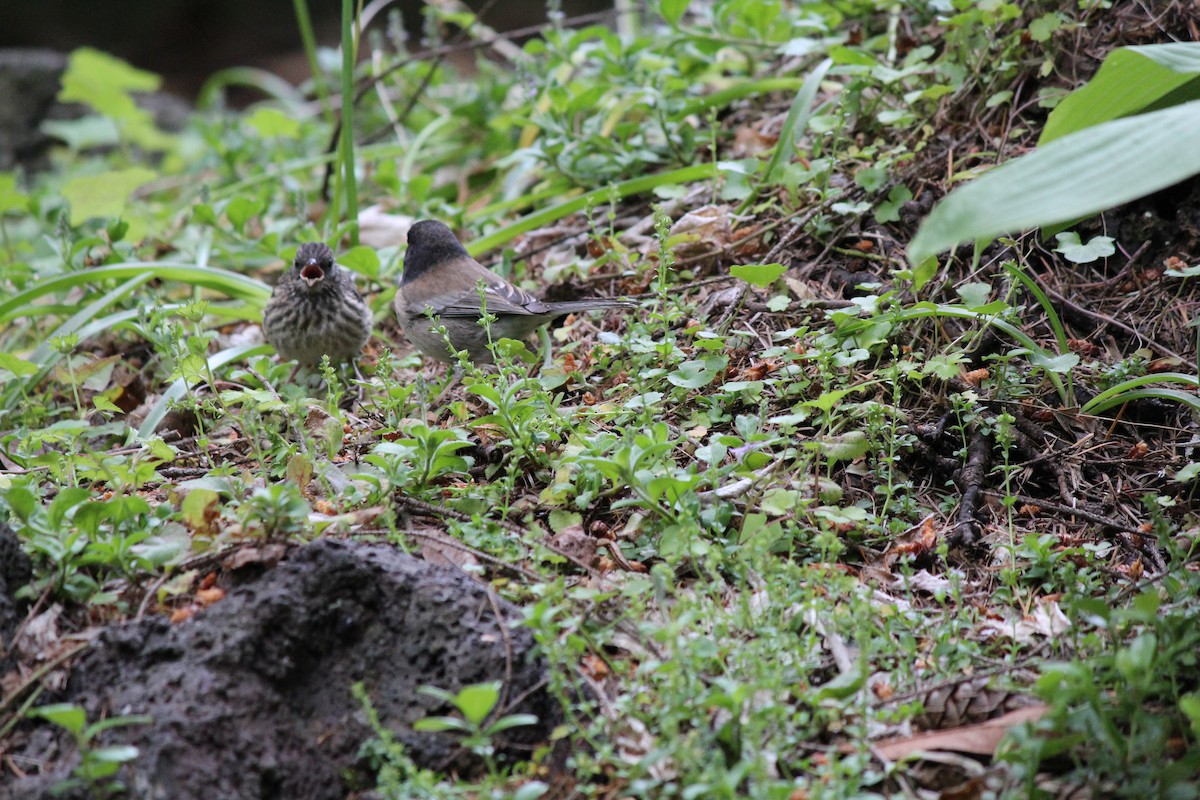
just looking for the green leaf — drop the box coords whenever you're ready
[1182,693,1200,741]
[911,254,938,293]
[806,388,851,413]
[30,703,87,734]
[813,431,870,463]
[1042,43,1200,144]
[59,47,159,113]
[730,263,786,288]
[92,395,122,413]
[1027,350,1079,374]
[62,167,158,226]
[0,353,38,377]
[90,745,140,764]
[225,196,262,234]
[413,716,470,733]
[873,184,911,224]
[955,282,992,309]
[484,713,539,734]
[1174,463,1200,483]
[761,488,805,516]
[1115,633,1157,681]
[659,0,690,25]
[244,107,301,139]
[667,358,722,389]
[338,245,381,278]
[813,662,867,702]
[456,682,501,726]
[908,102,1200,266]
[0,173,28,215]
[1028,13,1061,43]
[1053,232,1115,264]
[59,48,173,150]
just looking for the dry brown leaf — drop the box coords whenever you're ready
[14,604,63,660]
[732,123,778,158]
[874,704,1048,760]
[547,526,599,569]
[962,368,989,386]
[222,544,288,571]
[581,653,611,680]
[417,529,480,572]
[170,607,195,624]
[195,587,226,607]
[668,205,733,257]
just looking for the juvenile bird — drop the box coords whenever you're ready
[262,242,372,366]
[395,219,634,364]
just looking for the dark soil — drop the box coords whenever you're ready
[2,540,560,800]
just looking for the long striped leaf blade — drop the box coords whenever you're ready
[908,102,1200,266]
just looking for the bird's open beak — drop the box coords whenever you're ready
[300,260,325,288]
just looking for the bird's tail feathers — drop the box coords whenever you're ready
[550,297,638,313]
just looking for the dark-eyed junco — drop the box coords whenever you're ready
[262,242,372,366]
[395,219,635,364]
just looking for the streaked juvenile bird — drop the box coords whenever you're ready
[394,219,635,364]
[263,242,372,366]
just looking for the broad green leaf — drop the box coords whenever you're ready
[59,48,173,150]
[911,254,938,293]
[245,107,301,139]
[1028,351,1079,374]
[873,184,911,224]
[0,353,38,376]
[1053,232,1115,264]
[761,488,805,516]
[59,47,160,113]
[813,431,869,463]
[955,282,992,309]
[1174,463,1200,483]
[1042,43,1200,144]
[1182,693,1200,740]
[813,662,867,702]
[30,703,87,734]
[806,388,852,413]
[730,263,786,288]
[659,0,690,25]
[0,173,28,214]
[1028,13,1061,43]
[338,245,381,278]
[456,682,500,726]
[908,102,1200,266]
[92,395,123,414]
[40,116,120,151]
[667,359,722,389]
[62,167,158,226]
[225,196,262,233]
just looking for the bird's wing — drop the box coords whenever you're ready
[429,273,552,317]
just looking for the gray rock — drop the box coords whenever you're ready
[0,49,66,170]
[4,539,561,800]
[0,522,33,675]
